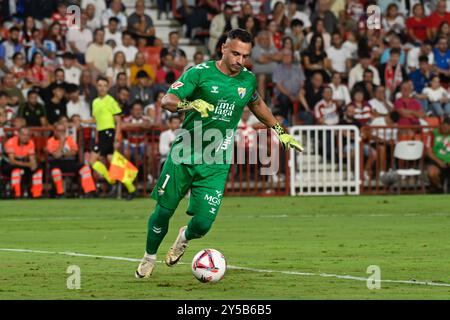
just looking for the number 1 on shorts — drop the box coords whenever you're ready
[161,174,170,189]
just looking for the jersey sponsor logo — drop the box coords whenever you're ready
[238,87,246,99]
[213,99,235,122]
[211,86,219,93]
[152,226,162,234]
[209,207,217,215]
[194,63,210,70]
[171,81,184,90]
[204,190,222,206]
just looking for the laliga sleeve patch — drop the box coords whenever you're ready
[171,81,184,90]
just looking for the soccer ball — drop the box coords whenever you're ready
[191,249,227,283]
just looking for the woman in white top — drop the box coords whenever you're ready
[421,75,450,118]
[382,3,406,38]
[106,51,130,86]
[329,72,351,109]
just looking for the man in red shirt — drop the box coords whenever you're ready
[46,123,96,197]
[1,126,43,198]
[427,0,450,40]
[394,81,426,126]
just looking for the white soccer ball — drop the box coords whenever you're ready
[191,249,227,283]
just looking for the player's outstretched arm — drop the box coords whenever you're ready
[161,93,214,118]
[248,97,303,152]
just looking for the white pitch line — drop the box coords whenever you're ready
[1,248,450,288]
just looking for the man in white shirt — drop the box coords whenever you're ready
[407,40,434,72]
[348,54,381,89]
[369,86,393,117]
[314,86,339,125]
[104,17,123,47]
[101,0,128,31]
[66,12,93,64]
[66,84,92,121]
[61,53,81,85]
[113,31,138,65]
[159,116,181,166]
[326,32,352,75]
[82,0,107,22]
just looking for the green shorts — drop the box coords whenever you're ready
[150,156,230,221]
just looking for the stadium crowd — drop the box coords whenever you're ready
[0,0,449,198]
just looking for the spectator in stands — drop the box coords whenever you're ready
[330,71,351,110]
[426,115,450,191]
[0,26,24,73]
[434,21,450,44]
[348,53,381,89]
[45,22,67,57]
[208,4,239,55]
[61,53,81,86]
[122,100,152,164]
[2,72,25,112]
[127,0,156,45]
[10,52,27,89]
[82,0,107,23]
[130,70,154,107]
[66,11,92,65]
[352,69,377,101]
[342,29,358,61]
[326,32,352,78]
[41,68,68,105]
[106,51,130,86]
[86,28,114,76]
[80,69,98,106]
[1,126,43,198]
[160,31,188,73]
[84,3,102,31]
[382,3,406,41]
[347,89,373,126]
[298,71,324,125]
[238,15,258,39]
[18,89,47,127]
[113,31,139,66]
[105,17,123,48]
[116,86,132,115]
[426,0,450,41]
[145,90,171,126]
[433,36,450,83]
[236,106,258,152]
[302,33,331,82]
[314,86,340,126]
[156,52,182,85]
[406,3,428,45]
[286,1,312,31]
[272,48,305,122]
[46,84,67,125]
[21,16,37,50]
[394,81,426,126]
[66,84,92,122]
[409,55,435,112]
[46,123,96,197]
[108,72,129,100]
[378,48,408,101]
[25,52,50,89]
[305,18,331,50]
[421,75,450,119]
[130,52,156,86]
[102,0,128,31]
[159,115,181,166]
[185,51,206,70]
[51,1,71,32]
[251,30,282,102]
[310,0,338,35]
[369,86,393,118]
[369,110,400,178]
[286,19,306,52]
[379,34,406,66]
[407,40,434,73]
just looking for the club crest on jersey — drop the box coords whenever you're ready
[238,87,246,99]
[171,81,184,90]
[211,86,219,93]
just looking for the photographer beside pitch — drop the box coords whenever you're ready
[136,29,303,278]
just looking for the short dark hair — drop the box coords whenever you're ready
[27,89,39,97]
[363,68,374,75]
[116,72,127,80]
[290,19,304,28]
[55,68,65,75]
[118,86,130,93]
[66,83,80,94]
[169,115,181,122]
[390,47,401,56]
[418,55,429,63]
[136,70,149,79]
[227,28,253,45]
[108,17,120,24]
[97,75,109,84]
[0,90,7,98]
[169,30,179,38]
[62,52,75,60]
[9,26,20,33]
[52,83,65,91]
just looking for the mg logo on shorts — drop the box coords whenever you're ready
[204,190,222,206]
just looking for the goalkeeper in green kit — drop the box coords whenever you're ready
[136,29,303,278]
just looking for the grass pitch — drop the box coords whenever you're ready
[0,195,450,300]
